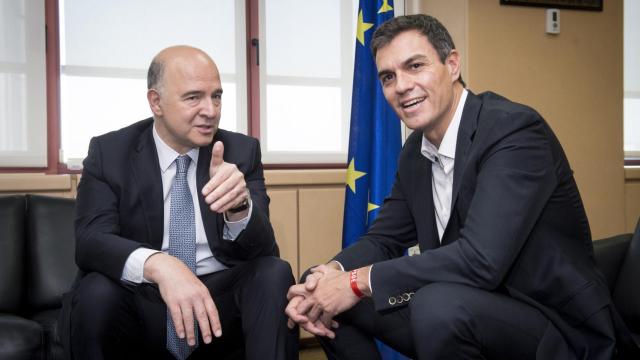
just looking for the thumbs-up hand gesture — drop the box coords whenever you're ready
[202,141,250,219]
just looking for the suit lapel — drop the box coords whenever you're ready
[130,125,164,249]
[443,91,481,244]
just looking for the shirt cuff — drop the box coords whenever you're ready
[121,248,161,283]
[223,198,253,240]
[329,260,345,271]
[368,264,373,295]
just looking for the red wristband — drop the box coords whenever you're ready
[350,269,365,298]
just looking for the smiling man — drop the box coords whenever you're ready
[286,15,637,359]
[60,46,298,359]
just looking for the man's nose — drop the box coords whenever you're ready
[200,97,219,118]
[395,72,413,94]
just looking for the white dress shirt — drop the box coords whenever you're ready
[420,89,468,241]
[121,125,252,283]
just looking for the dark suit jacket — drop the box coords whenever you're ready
[74,118,278,282]
[333,91,623,358]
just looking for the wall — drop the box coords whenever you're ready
[264,170,345,280]
[419,0,630,239]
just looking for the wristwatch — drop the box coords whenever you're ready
[228,197,250,213]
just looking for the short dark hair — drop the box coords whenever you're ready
[371,14,465,87]
[147,58,165,91]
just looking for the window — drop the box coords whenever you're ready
[3,0,387,170]
[57,0,360,166]
[58,0,247,165]
[259,0,358,164]
[625,0,640,162]
[0,0,47,167]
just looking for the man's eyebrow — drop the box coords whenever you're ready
[377,69,393,79]
[377,54,429,78]
[181,88,224,98]
[182,90,204,98]
[402,54,429,66]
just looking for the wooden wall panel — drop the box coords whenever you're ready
[267,188,299,278]
[298,186,345,274]
[0,173,75,198]
[297,185,344,339]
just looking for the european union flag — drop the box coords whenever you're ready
[342,1,408,359]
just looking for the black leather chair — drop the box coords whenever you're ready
[0,195,77,360]
[593,218,640,345]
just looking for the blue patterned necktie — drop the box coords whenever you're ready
[167,155,198,360]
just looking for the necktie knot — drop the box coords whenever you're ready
[175,155,190,175]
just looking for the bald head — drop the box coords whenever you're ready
[146,45,223,154]
[147,45,218,94]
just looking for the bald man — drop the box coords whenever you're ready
[60,46,298,359]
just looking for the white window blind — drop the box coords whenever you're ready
[625,0,640,157]
[0,0,47,167]
[59,0,247,163]
[259,0,359,163]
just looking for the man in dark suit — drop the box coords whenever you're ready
[62,46,298,359]
[286,15,637,359]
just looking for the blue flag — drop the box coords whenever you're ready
[342,1,408,359]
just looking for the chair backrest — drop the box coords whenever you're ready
[611,219,640,334]
[592,233,631,291]
[26,195,78,312]
[0,195,26,312]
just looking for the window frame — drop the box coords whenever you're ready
[0,0,56,173]
[46,0,65,174]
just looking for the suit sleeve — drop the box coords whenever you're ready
[75,137,147,281]
[332,171,417,269]
[364,113,557,311]
[226,137,278,258]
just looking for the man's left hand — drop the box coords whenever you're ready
[202,141,250,219]
[292,265,369,331]
[306,265,363,318]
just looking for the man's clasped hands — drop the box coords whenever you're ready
[285,263,372,338]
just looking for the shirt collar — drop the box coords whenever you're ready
[152,123,199,173]
[421,89,468,173]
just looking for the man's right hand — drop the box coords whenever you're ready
[285,264,342,338]
[144,253,222,346]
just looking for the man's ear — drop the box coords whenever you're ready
[147,89,162,116]
[445,50,461,84]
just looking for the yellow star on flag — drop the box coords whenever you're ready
[378,0,393,13]
[346,158,366,193]
[356,9,374,46]
[367,202,380,212]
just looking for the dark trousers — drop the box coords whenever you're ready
[67,256,298,360]
[318,282,616,360]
